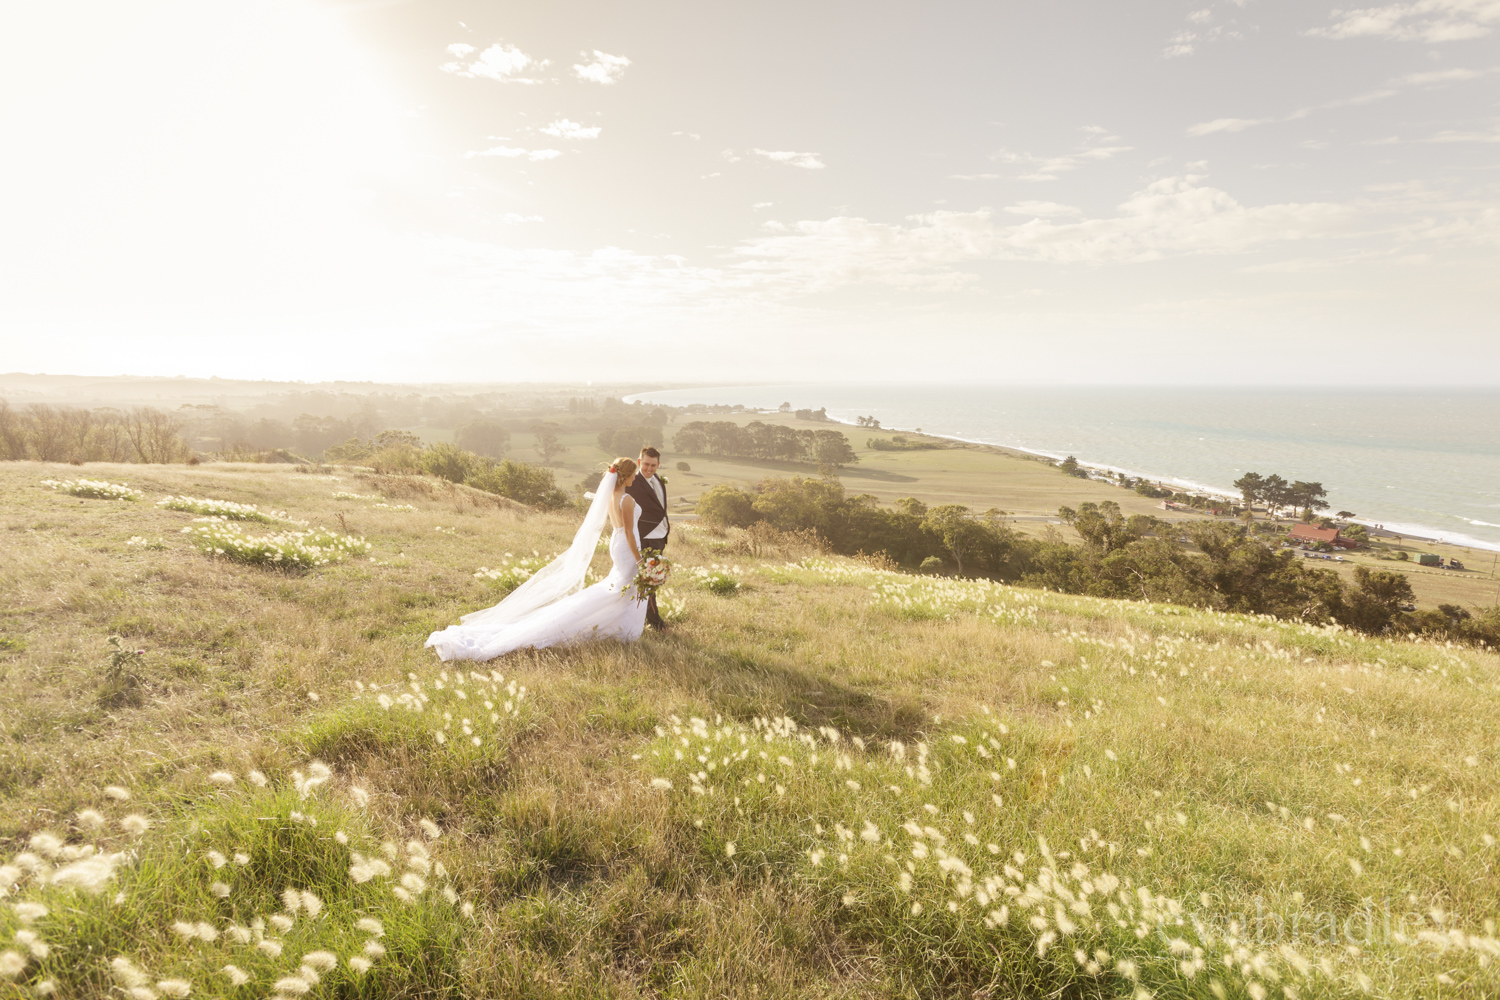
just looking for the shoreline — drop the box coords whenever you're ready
[628,390,1500,554]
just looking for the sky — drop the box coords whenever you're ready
[0,0,1497,384]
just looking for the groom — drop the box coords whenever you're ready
[626,445,669,629]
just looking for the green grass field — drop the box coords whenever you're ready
[3,462,1499,998]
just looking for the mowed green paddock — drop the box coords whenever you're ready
[2,462,1499,998]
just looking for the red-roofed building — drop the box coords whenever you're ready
[1289,524,1359,549]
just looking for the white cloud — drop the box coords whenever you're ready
[464,146,562,161]
[951,172,1002,181]
[1162,3,1251,58]
[1004,201,1083,217]
[727,177,1366,294]
[1310,0,1500,42]
[1427,125,1500,141]
[752,148,826,169]
[539,119,600,139]
[1187,117,1276,136]
[1186,66,1497,136]
[753,202,774,209]
[441,41,546,84]
[500,213,545,223]
[672,131,702,140]
[573,50,630,85]
[989,140,1131,181]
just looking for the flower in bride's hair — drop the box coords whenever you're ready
[607,465,618,473]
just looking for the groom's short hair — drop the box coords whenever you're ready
[639,446,661,460]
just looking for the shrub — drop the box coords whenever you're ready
[691,564,742,595]
[596,424,664,457]
[473,555,550,594]
[466,460,571,510]
[675,461,690,472]
[156,496,290,522]
[422,442,475,484]
[183,521,371,568]
[919,555,945,574]
[41,478,142,501]
[695,485,758,529]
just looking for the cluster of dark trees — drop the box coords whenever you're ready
[1233,472,1334,517]
[0,401,192,463]
[868,435,943,452]
[673,421,858,466]
[696,478,1497,645]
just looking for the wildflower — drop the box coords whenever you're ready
[14,902,47,923]
[120,814,150,836]
[726,842,737,858]
[156,980,191,998]
[233,852,250,865]
[208,771,235,785]
[110,958,150,988]
[206,850,226,868]
[222,966,249,987]
[842,893,857,907]
[104,786,131,801]
[356,917,384,937]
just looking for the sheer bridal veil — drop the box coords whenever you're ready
[458,470,618,627]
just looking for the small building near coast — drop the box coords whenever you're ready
[1288,523,1360,549]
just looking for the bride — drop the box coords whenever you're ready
[425,457,649,662]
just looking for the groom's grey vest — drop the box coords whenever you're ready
[626,475,669,544]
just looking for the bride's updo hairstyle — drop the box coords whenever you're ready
[611,457,637,483]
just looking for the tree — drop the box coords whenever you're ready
[1287,480,1329,518]
[597,424,664,457]
[1058,501,1152,555]
[1233,472,1266,508]
[1058,455,1088,479]
[1336,510,1357,520]
[923,504,987,575]
[895,497,928,517]
[810,429,858,466]
[456,420,510,459]
[531,422,566,464]
[778,402,791,413]
[1334,566,1415,634]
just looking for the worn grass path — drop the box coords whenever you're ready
[2,462,1499,998]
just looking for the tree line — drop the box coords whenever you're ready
[0,401,191,464]
[672,421,858,466]
[696,477,1498,647]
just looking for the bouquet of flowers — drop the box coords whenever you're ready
[633,553,672,600]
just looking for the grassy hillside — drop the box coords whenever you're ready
[2,462,1499,999]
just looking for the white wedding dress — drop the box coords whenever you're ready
[426,478,647,662]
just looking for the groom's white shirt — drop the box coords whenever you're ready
[643,474,668,540]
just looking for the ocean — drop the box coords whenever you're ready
[624,385,1500,553]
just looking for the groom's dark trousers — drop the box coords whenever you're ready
[625,473,669,628]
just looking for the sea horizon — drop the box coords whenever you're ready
[626,384,1500,554]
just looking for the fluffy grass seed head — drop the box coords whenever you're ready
[222,966,249,987]
[156,980,191,998]
[120,815,150,836]
[104,786,130,801]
